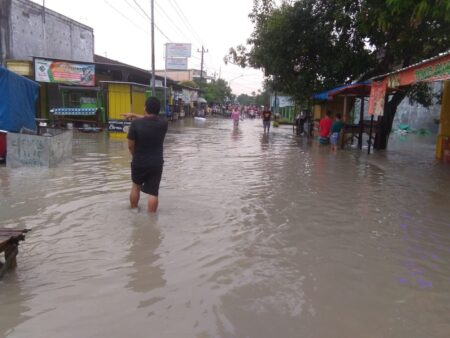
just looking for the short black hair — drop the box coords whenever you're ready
[335,113,342,119]
[145,97,160,115]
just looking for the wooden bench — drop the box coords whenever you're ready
[341,121,380,149]
[0,228,30,278]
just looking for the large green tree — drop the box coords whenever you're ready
[196,78,232,104]
[226,0,450,149]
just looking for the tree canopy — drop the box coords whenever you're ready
[225,0,450,103]
[225,0,450,148]
[197,78,233,104]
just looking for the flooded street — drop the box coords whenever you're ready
[1,117,450,338]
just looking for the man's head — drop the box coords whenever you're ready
[145,97,161,115]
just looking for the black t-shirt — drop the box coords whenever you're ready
[262,110,272,121]
[127,115,168,167]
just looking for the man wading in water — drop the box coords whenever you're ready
[122,97,168,212]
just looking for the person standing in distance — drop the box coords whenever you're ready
[262,106,272,133]
[123,97,168,213]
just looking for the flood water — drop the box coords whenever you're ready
[1,118,450,338]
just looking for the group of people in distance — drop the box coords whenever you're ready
[230,105,273,133]
[121,97,346,213]
[319,111,344,151]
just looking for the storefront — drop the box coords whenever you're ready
[101,81,166,138]
[370,51,450,162]
[33,57,104,128]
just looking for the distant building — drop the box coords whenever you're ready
[0,0,94,74]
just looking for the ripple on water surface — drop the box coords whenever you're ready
[1,120,450,338]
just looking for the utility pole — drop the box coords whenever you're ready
[197,46,208,83]
[150,0,156,96]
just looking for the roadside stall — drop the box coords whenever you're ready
[101,81,165,138]
[34,58,104,130]
[49,85,104,131]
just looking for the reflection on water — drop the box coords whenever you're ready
[1,118,450,338]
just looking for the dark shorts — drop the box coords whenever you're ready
[319,137,330,145]
[131,164,163,196]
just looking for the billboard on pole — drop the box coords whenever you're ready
[166,43,191,58]
[166,57,188,70]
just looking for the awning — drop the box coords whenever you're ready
[197,97,207,103]
[313,82,372,101]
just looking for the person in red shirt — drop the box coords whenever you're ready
[319,111,333,144]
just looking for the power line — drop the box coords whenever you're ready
[124,0,148,22]
[132,0,172,41]
[166,0,203,45]
[103,0,148,34]
[153,1,190,42]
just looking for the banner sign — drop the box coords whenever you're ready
[271,95,294,108]
[166,57,188,70]
[34,58,95,86]
[107,119,132,133]
[368,79,387,116]
[166,43,191,58]
[387,54,450,88]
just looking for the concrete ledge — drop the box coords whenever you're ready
[6,130,72,167]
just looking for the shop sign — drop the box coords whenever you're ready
[166,43,191,58]
[34,58,95,86]
[387,54,450,88]
[190,90,198,102]
[368,79,387,116]
[181,89,191,102]
[415,60,450,82]
[108,119,131,133]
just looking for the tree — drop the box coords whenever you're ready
[179,80,199,88]
[226,0,450,149]
[199,79,232,104]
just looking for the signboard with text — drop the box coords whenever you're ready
[387,54,450,88]
[107,119,132,133]
[166,57,188,70]
[34,58,95,86]
[166,43,192,58]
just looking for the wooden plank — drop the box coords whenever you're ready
[0,228,29,233]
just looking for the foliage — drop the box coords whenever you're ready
[278,118,292,125]
[226,0,450,102]
[179,80,199,88]
[236,89,270,106]
[225,0,450,148]
[199,79,232,104]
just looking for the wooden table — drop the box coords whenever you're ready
[0,229,29,278]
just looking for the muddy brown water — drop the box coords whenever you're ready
[1,118,450,338]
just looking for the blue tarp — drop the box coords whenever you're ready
[313,81,371,101]
[0,67,39,132]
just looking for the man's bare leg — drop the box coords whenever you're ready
[130,183,141,209]
[147,195,158,213]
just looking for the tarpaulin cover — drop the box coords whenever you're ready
[0,67,39,132]
[313,81,372,101]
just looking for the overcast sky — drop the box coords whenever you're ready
[31,0,264,95]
